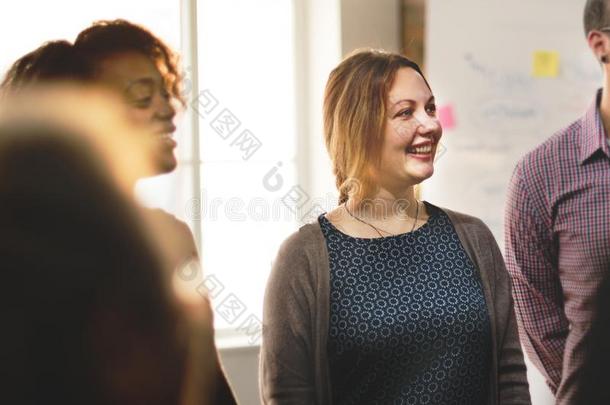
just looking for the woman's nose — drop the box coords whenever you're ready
[154,94,176,121]
[414,113,440,135]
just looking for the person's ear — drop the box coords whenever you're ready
[588,30,610,64]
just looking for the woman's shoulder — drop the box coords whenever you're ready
[142,208,199,265]
[144,208,195,241]
[429,203,500,259]
[276,219,325,259]
[145,207,188,226]
[431,203,494,239]
[431,203,507,275]
[267,220,326,295]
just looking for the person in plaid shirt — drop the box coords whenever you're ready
[505,1,610,403]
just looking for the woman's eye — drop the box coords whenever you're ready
[426,104,437,114]
[132,98,152,108]
[397,109,414,118]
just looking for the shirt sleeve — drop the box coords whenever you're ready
[504,162,568,392]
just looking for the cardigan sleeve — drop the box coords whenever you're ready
[445,207,531,404]
[487,229,532,404]
[259,230,317,405]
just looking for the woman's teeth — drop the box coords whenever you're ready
[407,144,432,154]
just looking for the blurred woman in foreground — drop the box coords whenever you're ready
[0,87,215,405]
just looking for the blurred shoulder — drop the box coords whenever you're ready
[143,208,199,265]
[145,208,194,237]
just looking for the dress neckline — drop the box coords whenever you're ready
[319,201,438,242]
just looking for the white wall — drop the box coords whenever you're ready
[219,346,261,405]
[340,0,402,55]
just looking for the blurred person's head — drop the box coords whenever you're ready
[0,84,156,187]
[0,40,93,93]
[0,84,216,405]
[323,49,442,205]
[0,119,186,405]
[75,19,183,173]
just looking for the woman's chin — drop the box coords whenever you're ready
[155,154,178,175]
[407,168,434,184]
[403,164,434,183]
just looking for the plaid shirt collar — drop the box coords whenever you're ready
[580,88,610,165]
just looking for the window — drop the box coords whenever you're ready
[194,0,298,332]
[0,2,180,74]
[132,0,301,335]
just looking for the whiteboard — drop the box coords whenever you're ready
[424,0,600,403]
[425,0,600,241]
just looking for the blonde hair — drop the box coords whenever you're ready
[323,49,430,205]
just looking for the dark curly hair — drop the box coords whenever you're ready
[0,40,93,92]
[74,19,184,105]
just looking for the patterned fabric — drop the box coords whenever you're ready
[505,89,610,403]
[319,203,491,405]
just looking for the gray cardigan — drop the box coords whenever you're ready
[260,205,531,404]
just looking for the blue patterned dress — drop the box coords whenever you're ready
[319,202,491,405]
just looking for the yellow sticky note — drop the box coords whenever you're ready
[532,51,560,78]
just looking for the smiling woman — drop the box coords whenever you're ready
[322,49,435,208]
[0,1,188,222]
[74,20,182,174]
[0,21,198,268]
[260,48,532,405]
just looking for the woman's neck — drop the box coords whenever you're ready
[346,187,419,221]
